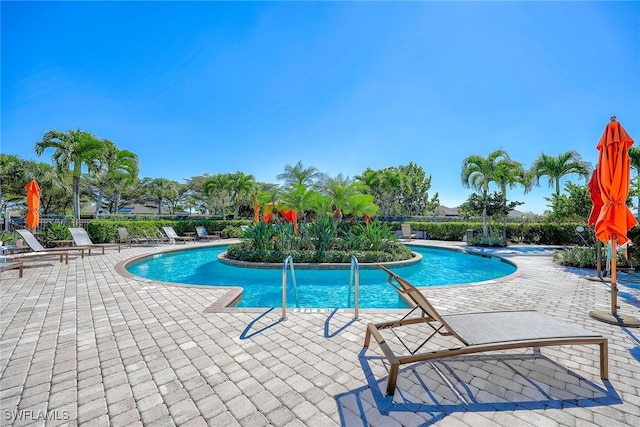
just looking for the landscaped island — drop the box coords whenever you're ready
[224,220,413,264]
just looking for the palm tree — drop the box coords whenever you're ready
[320,174,360,223]
[461,149,510,237]
[277,161,322,187]
[143,177,179,214]
[205,173,230,218]
[345,194,378,224]
[356,168,383,199]
[494,158,531,241]
[280,183,318,221]
[0,154,21,208]
[92,140,139,218]
[531,150,590,196]
[227,172,256,219]
[628,147,640,219]
[35,129,106,220]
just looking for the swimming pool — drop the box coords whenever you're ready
[126,246,516,309]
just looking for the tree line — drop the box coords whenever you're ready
[0,130,438,222]
[4,128,634,231]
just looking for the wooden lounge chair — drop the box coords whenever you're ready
[162,227,196,244]
[364,265,609,396]
[195,226,221,241]
[400,224,417,241]
[69,228,122,253]
[16,229,87,259]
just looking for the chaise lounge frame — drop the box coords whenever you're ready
[364,265,609,396]
[162,227,196,244]
[195,226,221,241]
[400,223,417,241]
[16,229,87,259]
[69,228,122,253]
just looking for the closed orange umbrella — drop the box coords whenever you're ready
[594,117,636,245]
[590,116,639,327]
[587,170,603,227]
[25,179,41,230]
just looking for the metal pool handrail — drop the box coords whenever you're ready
[348,256,360,319]
[281,255,299,320]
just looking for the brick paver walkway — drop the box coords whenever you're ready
[1,240,639,426]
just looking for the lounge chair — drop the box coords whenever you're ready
[69,228,122,253]
[364,265,608,396]
[117,227,150,248]
[16,229,87,259]
[400,224,417,241]
[1,261,23,277]
[3,250,68,265]
[195,226,220,241]
[162,227,196,244]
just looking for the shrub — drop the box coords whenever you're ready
[221,226,243,239]
[554,244,631,269]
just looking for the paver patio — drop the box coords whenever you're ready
[1,240,639,426]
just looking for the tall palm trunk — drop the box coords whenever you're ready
[94,185,106,218]
[72,175,81,221]
[482,189,488,238]
[113,191,121,214]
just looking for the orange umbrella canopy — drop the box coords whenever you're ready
[587,170,603,227]
[25,179,41,229]
[594,117,637,245]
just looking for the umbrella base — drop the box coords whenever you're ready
[589,309,640,328]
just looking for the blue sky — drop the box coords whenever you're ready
[2,1,639,214]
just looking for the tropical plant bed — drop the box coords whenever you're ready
[218,249,421,270]
[225,219,413,265]
[224,240,413,264]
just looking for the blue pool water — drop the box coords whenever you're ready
[126,246,516,309]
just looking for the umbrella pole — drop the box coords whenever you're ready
[589,234,640,327]
[596,240,602,279]
[611,236,617,315]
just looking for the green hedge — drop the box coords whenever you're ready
[86,219,252,243]
[393,221,596,246]
[84,218,638,248]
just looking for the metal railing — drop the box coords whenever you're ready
[281,256,299,320]
[348,256,360,319]
[3,217,90,233]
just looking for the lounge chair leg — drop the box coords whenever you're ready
[386,364,399,396]
[364,328,372,347]
[600,340,609,379]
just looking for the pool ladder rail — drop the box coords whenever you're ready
[280,255,360,321]
[281,256,299,320]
